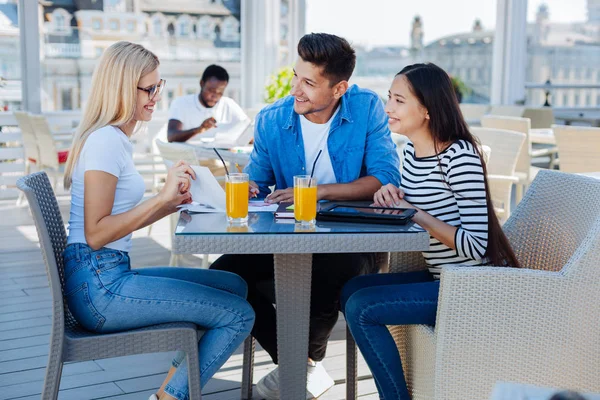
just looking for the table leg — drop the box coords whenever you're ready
[274,253,312,400]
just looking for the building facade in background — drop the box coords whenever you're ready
[354,2,600,107]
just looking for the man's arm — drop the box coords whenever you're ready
[167,118,216,143]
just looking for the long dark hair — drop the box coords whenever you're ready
[398,63,520,268]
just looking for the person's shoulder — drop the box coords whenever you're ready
[447,140,482,162]
[344,84,381,103]
[85,126,128,149]
[170,94,195,108]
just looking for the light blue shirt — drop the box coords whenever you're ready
[245,85,401,197]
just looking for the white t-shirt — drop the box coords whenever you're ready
[168,94,248,140]
[67,126,146,252]
[299,106,340,185]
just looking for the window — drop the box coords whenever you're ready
[95,47,104,58]
[220,16,240,42]
[153,18,162,36]
[574,93,580,105]
[186,88,195,95]
[126,21,136,33]
[55,14,66,32]
[61,88,73,111]
[586,93,592,106]
[197,17,214,40]
[563,93,569,106]
[92,19,102,30]
[105,0,126,13]
[109,19,119,31]
[178,17,192,37]
[597,94,600,105]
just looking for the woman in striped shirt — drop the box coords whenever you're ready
[341,63,520,400]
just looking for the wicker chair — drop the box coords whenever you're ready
[17,172,203,400]
[387,169,600,400]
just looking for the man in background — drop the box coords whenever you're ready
[167,64,248,143]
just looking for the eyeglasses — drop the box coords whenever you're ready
[137,79,166,101]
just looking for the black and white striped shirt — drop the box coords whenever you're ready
[402,140,488,279]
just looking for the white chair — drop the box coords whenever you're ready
[522,107,554,129]
[155,139,209,268]
[459,104,490,125]
[389,170,600,400]
[481,115,537,203]
[553,124,600,173]
[14,111,41,205]
[28,114,69,191]
[488,105,525,118]
[471,127,526,222]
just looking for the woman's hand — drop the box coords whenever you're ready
[373,184,406,207]
[159,160,196,212]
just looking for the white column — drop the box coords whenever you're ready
[286,0,306,66]
[241,0,281,109]
[18,0,42,113]
[490,0,528,105]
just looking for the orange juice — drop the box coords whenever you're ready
[294,186,318,222]
[226,181,249,220]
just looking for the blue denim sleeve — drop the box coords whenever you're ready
[363,96,401,187]
[243,111,275,198]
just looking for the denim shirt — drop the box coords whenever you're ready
[244,85,401,197]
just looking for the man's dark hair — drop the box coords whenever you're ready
[297,33,356,84]
[201,64,229,83]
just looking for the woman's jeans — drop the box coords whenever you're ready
[63,243,255,400]
[341,270,439,400]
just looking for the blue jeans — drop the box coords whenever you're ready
[341,270,439,400]
[63,243,255,400]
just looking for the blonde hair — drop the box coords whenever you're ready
[64,41,159,189]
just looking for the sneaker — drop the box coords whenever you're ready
[255,360,335,400]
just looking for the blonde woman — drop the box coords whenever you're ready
[62,41,254,400]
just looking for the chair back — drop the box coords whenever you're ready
[488,105,525,118]
[503,170,600,273]
[16,172,81,335]
[459,104,490,123]
[155,139,199,165]
[29,114,60,169]
[481,115,531,176]
[470,127,525,177]
[14,111,40,162]
[553,124,600,173]
[523,107,554,129]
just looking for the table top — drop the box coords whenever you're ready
[172,209,430,255]
[176,211,424,236]
[529,128,556,145]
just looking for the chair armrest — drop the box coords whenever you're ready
[487,174,520,184]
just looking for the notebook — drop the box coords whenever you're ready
[274,202,295,219]
[197,119,253,148]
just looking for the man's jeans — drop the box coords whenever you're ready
[341,270,439,400]
[210,252,377,364]
[63,243,255,400]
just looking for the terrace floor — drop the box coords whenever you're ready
[0,195,379,399]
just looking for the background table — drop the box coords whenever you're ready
[173,210,430,399]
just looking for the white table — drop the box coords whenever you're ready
[173,210,429,399]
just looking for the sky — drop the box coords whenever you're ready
[305,0,588,48]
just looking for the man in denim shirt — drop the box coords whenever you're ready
[211,33,400,399]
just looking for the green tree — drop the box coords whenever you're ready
[264,66,294,104]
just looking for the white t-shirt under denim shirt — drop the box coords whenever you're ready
[67,126,146,253]
[168,94,248,140]
[299,106,340,185]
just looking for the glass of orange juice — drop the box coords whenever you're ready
[226,173,249,223]
[294,175,318,226]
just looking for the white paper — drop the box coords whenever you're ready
[175,165,226,213]
[248,201,279,213]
